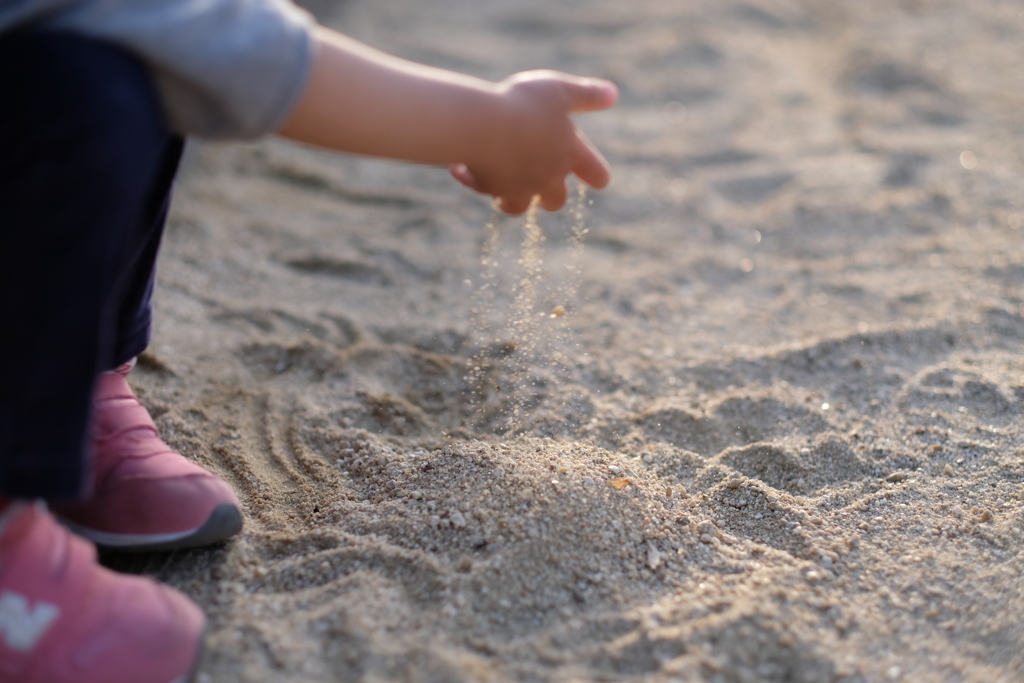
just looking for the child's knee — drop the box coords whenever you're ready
[0,31,173,200]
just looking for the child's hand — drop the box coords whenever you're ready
[448,71,618,215]
[278,30,616,215]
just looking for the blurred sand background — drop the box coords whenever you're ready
[111,0,1024,680]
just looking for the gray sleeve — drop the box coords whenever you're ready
[37,0,316,139]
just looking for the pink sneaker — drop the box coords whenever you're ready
[55,373,243,552]
[0,502,205,683]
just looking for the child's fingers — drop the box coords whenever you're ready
[497,195,533,215]
[564,77,618,114]
[571,131,612,189]
[539,182,568,212]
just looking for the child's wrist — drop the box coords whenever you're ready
[456,84,507,171]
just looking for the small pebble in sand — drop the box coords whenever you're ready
[646,541,663,570]
[608,477,630,490]
[450,512,467,527]
[549,305,565,318]
[944,464,954,475]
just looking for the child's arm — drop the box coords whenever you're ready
[276,26,617,214]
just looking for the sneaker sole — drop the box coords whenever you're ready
[61,503,243,552]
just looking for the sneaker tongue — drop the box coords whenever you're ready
[0,500,28,543]
[0,503,81,583]
[93,399,158,441]
[92,373,137,402]
[105,357,138,378]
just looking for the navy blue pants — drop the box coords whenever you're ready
[0,31,183,501]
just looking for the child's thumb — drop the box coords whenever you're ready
[566,78,618,113]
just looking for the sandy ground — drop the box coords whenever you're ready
[109,0,1024,680]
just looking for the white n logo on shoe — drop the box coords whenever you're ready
[0,592,60,652]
